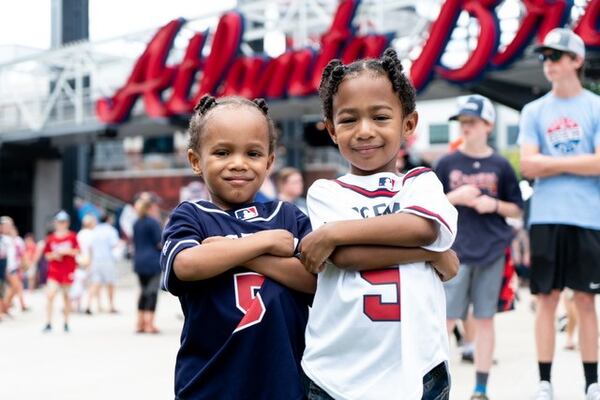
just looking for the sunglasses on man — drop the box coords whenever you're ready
[539,49,575,63]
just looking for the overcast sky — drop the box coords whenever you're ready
[0,0,235,49]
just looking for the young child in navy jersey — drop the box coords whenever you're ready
[161,95,315,399]
[299,49,459,400]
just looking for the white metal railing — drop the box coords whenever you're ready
[0,0,590,138]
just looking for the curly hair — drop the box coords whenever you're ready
[188,95,277,154]
[318,48,416,121]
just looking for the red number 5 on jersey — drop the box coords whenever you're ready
[233,272,266,333]
[360,269,401,321]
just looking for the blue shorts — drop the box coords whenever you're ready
[306,362,450,400]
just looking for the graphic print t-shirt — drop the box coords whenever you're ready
[435,151,523,266]
[518,90,600,229]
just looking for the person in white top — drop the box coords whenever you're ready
[299,49,459,400]
[1,216,28,313]
[85,214,121,314]
[70,214,96,312]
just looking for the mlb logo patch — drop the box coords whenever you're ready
[235,206,259,220]
[378,177,395,190]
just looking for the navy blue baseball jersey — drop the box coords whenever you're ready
[161,199,312,400]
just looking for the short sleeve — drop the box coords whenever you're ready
[593,96,600,148]
[517,103,539,147]
[499,159,524,209]
[110,228,119,247]
[306,180,348,230]
[399,170,458,252]
[160,202,207,295]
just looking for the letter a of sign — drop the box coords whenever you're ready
[96,19,185,123]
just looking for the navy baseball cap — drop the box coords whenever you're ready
[534,28,585,59]
[449,95,496,124]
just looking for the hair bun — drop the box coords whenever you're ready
[194,95,217,114]
[381,48,404,73]
[332,64,346,80]
[252,98,269,115]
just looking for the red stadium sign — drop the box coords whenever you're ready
[96,0,600,124]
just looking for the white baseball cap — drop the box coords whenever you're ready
[534,28,585,59]
[449,95,496,124]
[54,210,70,222]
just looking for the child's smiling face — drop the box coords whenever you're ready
[187,106,274,210]
[326,72,418,176]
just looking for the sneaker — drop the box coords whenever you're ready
[470,393,489,400]
[42,324,52,333]
[587,383,600,400]
[64,323,70,333]
[533,381,553,400]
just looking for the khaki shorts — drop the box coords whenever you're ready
[444,256,505,320]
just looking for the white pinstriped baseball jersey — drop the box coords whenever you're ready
[302,168,457,400]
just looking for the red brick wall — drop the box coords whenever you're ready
[93,176,200,210]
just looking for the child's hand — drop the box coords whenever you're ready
[454,185,481,206]
[299,225,336,274]
[471,195,498,214]
[255,230,295,257]
[430,250,459,282]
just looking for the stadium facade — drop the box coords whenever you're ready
[0,0,598,237]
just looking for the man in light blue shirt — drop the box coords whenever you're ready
[519,28,600,400]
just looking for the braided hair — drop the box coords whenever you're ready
[319,48,416,122]
[188,95,277,153]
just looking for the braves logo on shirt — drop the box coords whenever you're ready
[378,177,395,191]
[546,117,582,153]
[235,206,259,221]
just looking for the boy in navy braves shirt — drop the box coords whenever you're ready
[161,96,315,399]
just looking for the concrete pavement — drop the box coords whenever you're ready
[0,268,591,399]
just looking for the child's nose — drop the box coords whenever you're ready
[356,119,375,139]
[229,154,248,170]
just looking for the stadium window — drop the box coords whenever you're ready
[507,125,519,146]
[143,135,174,154]
[429,124,449,145]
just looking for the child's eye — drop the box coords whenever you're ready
[248,151,263,158]
[338,118,355,124]
[213,150,229,156]
[374,115,391,121]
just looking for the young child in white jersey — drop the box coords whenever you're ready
[299,49,459,400]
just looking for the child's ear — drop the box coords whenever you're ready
[266,153,275,172]
[187,149,203,176]
[402,111,418,138]
[325,120,338,145]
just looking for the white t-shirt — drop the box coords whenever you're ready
[301,168,458,400]
[77,228,94,265]
[89,223,119,265]
[1,235,18,273]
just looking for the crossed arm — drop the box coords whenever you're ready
[520,143,600,178]
[172,230,316,294]
[300,213,459,281]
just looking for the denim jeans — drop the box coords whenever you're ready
[306,362,450,400]
[422,362,451,400]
